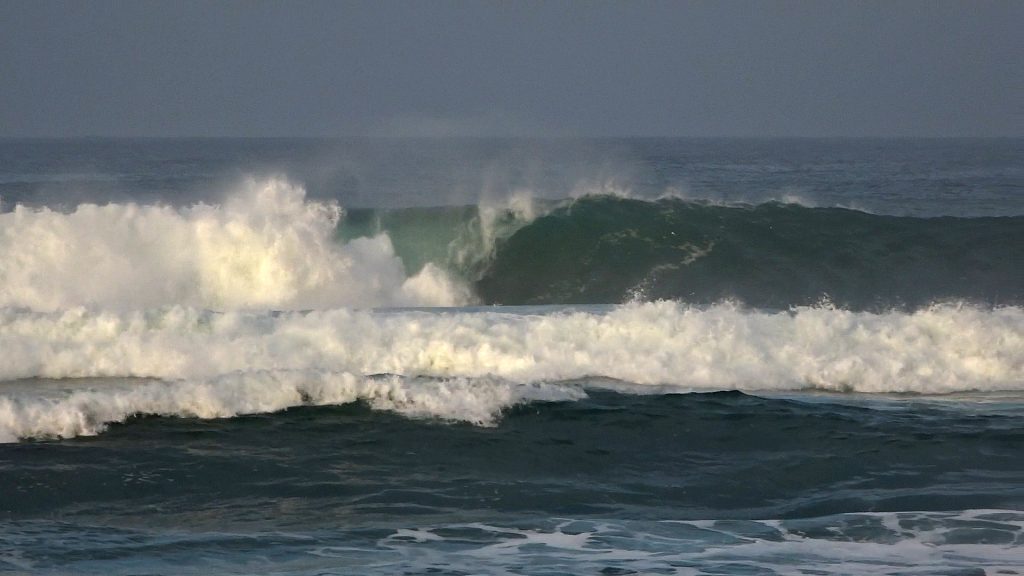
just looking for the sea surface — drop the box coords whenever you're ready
[0,138,1022,575]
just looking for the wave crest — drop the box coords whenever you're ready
[0,371,583,441]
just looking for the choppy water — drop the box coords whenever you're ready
[0,138,1021,575]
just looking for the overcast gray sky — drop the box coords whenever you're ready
[1,0,1020,137]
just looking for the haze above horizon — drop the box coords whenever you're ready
[1,1,1020,138]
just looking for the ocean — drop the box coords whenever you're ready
[0,138,1021,575]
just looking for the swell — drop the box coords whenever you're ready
[476,196,1024,309]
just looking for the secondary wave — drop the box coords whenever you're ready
[0,177,470,311]
[1,302,1021,440]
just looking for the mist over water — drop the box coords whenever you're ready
[3,138,1021,214]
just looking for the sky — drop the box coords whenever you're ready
[0,0,1020,138]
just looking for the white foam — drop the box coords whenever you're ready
[568,179,636,199]
[0,301,1021,439]
[370,511,1024,575]
[0,372,584,441]
[0,176,470,311]
[0,302,1019,391]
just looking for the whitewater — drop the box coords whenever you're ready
[0,177,469,311]
[0,176,1020,442]
[1,137,1021,576]
[0,301,1022,441]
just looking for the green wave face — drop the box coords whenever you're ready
[339,205,481,275]
[338,202,545,281]
[475,196,1024,309]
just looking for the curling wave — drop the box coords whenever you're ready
[476,195,1024,309]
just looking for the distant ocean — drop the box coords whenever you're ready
[0,138,1021,575]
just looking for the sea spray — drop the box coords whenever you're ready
[340,189,541,282]
[0,177,471,311]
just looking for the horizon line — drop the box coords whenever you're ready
[1,134,1021,140]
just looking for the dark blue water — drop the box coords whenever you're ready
[0,138,1022,575]
[2,391,1023,575]
[2,138,1021,214]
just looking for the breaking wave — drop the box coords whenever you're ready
[4,179,1021,312]
[0,177,470,311]
[0,301,1021,440]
